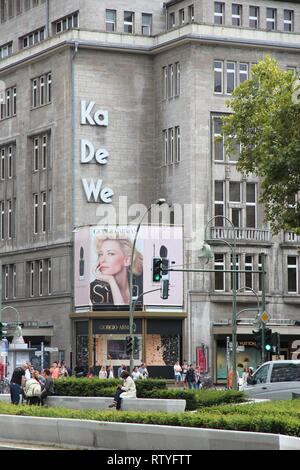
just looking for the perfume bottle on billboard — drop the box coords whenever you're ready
[79,247,85,280]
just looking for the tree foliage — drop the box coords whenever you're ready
[222,55,300,234]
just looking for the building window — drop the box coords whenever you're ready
[16,0,22,15]
[214,254,225,291]
[0,86,16,120]
[188,5,194,23]
[231,254,240,291]
[175,126,181,163]
[33,194,38,234]
[239,63,248,84]
[163,66,168,100]
[168,64,174,99]
[41,191,46,233]
[245,255,253,289]
[13,264,16,298]
[232,4,242,27]
[33,138,39,171]
[38,260,43,296]
[0,148,4,180]
[24,0,30,11]
[175,62,180,96]
[179,8,185,25]
[142,13,152,35]
[287,256,298,293]
[48,259,52,295]
[21,27,45,49]
[214,60,223,94]
[7,146,12,179]
[214,2,224,25]
[214,181,224,225]
[42,135,47,169]
[226,62,236,94]
[30,261,35,297]
[213,118,224,161]
[168,128,174,164]
[124,11,134,34]
[55,11,79,33]
[0,201,4,239]
[284,10,294,32]
[31,73,52,108]
[168,12,175,29]
[246,183,256,228]
[4,265,9,299]
[0,42,13,60]
[7,199,12,239]
[249,6,259,29]
[229,181,241,227]
[266,8,276,31]
[106,9,116,32]
[163,130,168,165]
[8,0,14,18]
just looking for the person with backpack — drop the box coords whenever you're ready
[185,364,196,390]
[24,371,42,405]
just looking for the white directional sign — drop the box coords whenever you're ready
[44,347,58,352]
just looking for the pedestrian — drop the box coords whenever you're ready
[99,366,107,379]
[24,371,42,405]
[50,361,60,379]
[107,365,114,379]
[59,361,69,378]
[108,370,136,410]
[186,364,196,389]
[242,367,250,385]
[227,369,239,389]
[139,363,149,379]
[74,363,85,378]
[131,366,142,381]
[40,369,54,406]
[117,363,126,378]
[173,360,182,387]
[10,362,27,405]
[181,360,188,388]
[195,365,202,389]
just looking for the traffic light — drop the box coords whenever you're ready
[160,279,170,299]
[252,329,262,350]
[0,322,8,340]
[133,336,141,354]
[271,332,280,355]
[126,336,133,355]
[152,257,162,282]
[265,328,272,351]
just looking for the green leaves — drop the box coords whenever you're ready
[223,55,300,234]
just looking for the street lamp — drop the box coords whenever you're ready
[201,215,238,390]
[128,198,166,372]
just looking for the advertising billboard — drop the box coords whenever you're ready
[74,225,183,308]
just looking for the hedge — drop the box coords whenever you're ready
[1,400,300,437]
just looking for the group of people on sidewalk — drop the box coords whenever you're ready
[173,360,202,389]
[10,362,54,406]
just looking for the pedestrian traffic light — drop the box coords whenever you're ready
[252,329,262,350]
[271,332,280,355]
[133,336,141,354]
[126,336,133,355]
[160,279,170,299]
[152,257,162,282]
[265,328,272,351]
[0,322,8,340]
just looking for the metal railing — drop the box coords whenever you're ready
[211,227,270,242]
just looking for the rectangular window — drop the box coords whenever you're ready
[142,13,152,36]
[213,118,224,161]
[214,254,225,291]
[226,62,236,94]
[16,0,22,15]
[42,135,47,169]
[175,62,180,96]
[232,4,242,26]
[0,42,13,60]
[47,73,52,103]
[287,256,298,293]
[22,28,45,48]
[4,265,9,299]
[55,12,79,34]
[163,129,168,165]
[266,8,276,31]
[179,9,185,25]
[168,12,175,29]
[214,60,223,94]
[40,75,45,105]
[231,254,239,291]
[0,201,4,239]
[33,138,39,171]
[249,6,259,29]
[32,78,38,107]
[239,63,248,84]
[168,128,174,164]
[188,5,194,23]
[39,260,43,296]
[284,10,293,32]
[175,126,181,163]
[8,0,14,18]
[42,191,46,233]
[33,193,38,234]
[12,87,16,115]
[168,64,174,98]
[6,89,10,118]
[1,148,4,180]
[7,199,12,239]
[12,264,16,298]
[245,255,253,289]
[163,66,168,100]
[48,259,52,295]
[124,11,134,34]
[7,146,12,179]
[229,182,241,202]
[0,92,4,119]
[214,181,224,226]
[106,9,116,32]
[214,2,224,25]
[246,183,256,228]
[30,261,35,297]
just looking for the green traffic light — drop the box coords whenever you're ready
[265,344,271,351]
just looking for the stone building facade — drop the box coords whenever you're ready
[0,0,300,379]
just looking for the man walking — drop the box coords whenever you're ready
[10,362,27,405]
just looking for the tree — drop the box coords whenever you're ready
[222,55,300,234]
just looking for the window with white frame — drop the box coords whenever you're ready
[163,129,168,165]
[231,254,240,291]
[168,64,174,99]
[214,2,224,25]
[0,86,16,120]
[31,73,52,108]
[239,63,248,84]
[0,201,4,239]
[39,260,43,296]
[7,145,12,179]
[213,118,224,161]
[0,144,15,180]
[232,4,242,27]
[30,261,35,297]
[33,193,38,234]
[41,191,47,233]
[249,6,259,29]
[266,8,276,31]
[229,181,241,227]
[142,13,152,35]
[124,11,134,33]
[12,264,16,298]
[48,259,52,295]
[0,42,12,60]
[7,199,12,239]
[106,9,116,32]
[245,255,253,289]
[188,5,194,23]
[54,11,79,34]
[214,181,224,226]
[287,256,298,293]
[179,8,185,25]
[226,62,236,94]
[33,137,39,171]
[168,12,175,29]
[284,10,294,32]
[214,254,225,291]
[246,182,256,228]
[163,66,168,100]
[4,265,9,299]
[163,62,180,100]
[175,126,181,163]
[214,60,223,94]
[42,135,47,169]
[21,27,45,49]
[168,128,174,164]
[0,148,4,180]
[175,62,180,96]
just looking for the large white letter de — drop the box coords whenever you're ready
[81,140,94,163]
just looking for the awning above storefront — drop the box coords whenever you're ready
[212,325,300,336]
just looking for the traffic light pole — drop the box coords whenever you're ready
[261,253,266,363]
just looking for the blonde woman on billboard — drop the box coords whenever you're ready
[90,236,143,305]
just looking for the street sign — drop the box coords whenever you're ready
[44,347,58,352]
[236,346,245,352]
[35,351,42,357]
[260,310,269,323]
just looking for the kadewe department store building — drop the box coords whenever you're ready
[71,225,186,378]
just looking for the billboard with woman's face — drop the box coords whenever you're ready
[74,225,183,308]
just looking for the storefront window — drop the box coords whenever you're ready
[107,338,140,360]
[216,339,261,380]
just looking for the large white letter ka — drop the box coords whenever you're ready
[81,100,96,125]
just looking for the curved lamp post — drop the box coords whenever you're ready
[129,198,166,372]
[1,305,23,340]
[200,215,238,390]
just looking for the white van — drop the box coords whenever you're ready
[240,360,300,400]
